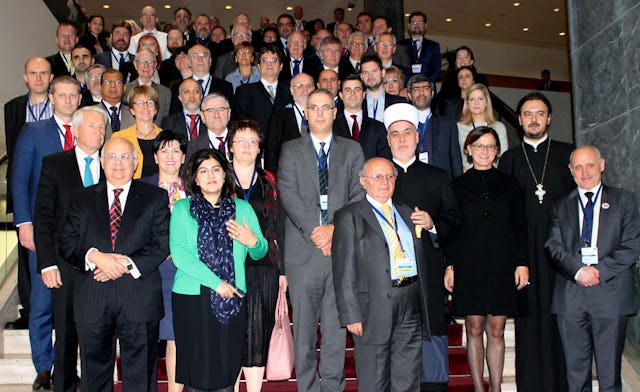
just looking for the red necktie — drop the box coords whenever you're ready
[216,136,225,154]
[188,114,198,140]
[341,47,347,57]
[350,114,360,141]
[110,188,123,249]
[63,124,73,150]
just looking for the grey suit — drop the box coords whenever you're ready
[124,80,171,123]
[545,185,640,392]
[333,199,431,391]
[277,134,365,392]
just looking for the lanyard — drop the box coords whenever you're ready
[293,104,308,131]
[27,93,50,122]
[198,76,212,96]
[102,101,119,117]
[55,122,74,150]
[370,203,406,253]
[372,99,379,120]
[315,143,331,165]
[185,113,200,138]
[417,113,432,150]
[233,168,257,202]
[60,52,72,71]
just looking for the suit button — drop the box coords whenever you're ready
[385,269,389,273]
[387,294,391,299]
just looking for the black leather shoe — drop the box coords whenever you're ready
[5,316,29,329]
[32,371,51,391]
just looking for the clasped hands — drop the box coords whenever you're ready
[90,251,131,282]
[576,265,600,287]
[311,224,333,256]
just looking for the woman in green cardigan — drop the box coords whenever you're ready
[170,148,267,392]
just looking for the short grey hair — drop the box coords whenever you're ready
[375,32,396,46]
[201,92,230,110]
[348,31,367,49]
[84,63,107,82]
[71,106,111,132]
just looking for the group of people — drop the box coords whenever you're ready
[3,4,639,392]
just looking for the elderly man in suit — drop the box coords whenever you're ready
[59,137,170,391]
[125,50,171,122]
[333,156,432,392]
[545,146,640,392]
[4,57,54,331]
[278,89,365,392]
[185,92,231,162]
[161,78,206,142]
[34,106,108,392]
[13,75,82,390]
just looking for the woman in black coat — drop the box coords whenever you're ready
[444,126,529,392]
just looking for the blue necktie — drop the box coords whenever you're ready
[84,157,94,187]
[318,142,329,225]
[110,106,121,132]
[292,59,301,76]
[119,53,125,67]
[581,192,594,247]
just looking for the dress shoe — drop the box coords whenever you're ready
[5,316,29,329]
[32,370,51,391]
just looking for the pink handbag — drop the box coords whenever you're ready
[265,287,295,381]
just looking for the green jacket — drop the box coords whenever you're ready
[170,197,268,295]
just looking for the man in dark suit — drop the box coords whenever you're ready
[334,75,391,160]
[59,137,170,391]
[12,76,82,390]
[281,31,322,83]
[406,75,463,177]
[161,78,206,142]
[212,24,251,79]
[398,11,441,85]
[545,145,640,392]
[46,23,78,78]
[264,72,314,173]
[371,17,412,69]
[95,21,134,72]
[326,7,346,35]
[80,64,107,107]
[333,157,430,391]
[4,57,54,330]
[278,89,365,392]
[338,32,367,77]
[124,50,172,121]
[185,92,232,163]
[34,106,108,392]
[384,102,461,391]
[236,44,291,134]
[360,55,408,123]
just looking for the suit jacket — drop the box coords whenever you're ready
[95,50,135,70]
[160,111,207,142]
[545,185,640,316]
[185,131,226,164]
[12,117,65,225]
[168,75,234,115]
[4,94,28,213]
[124,80,171,122]
[213,52,236,80]
[236,80,292,135]
[430,114,464,178]
[332,113,391,161]
[398,37,441,83]
[281,55,323,82]
[34,149,103,272]
[59,180,170,323]
[277,134,365,266]
[46,52,71,78]
[264,106,305,174]
[332,199,431,343]
[91,101,135,132]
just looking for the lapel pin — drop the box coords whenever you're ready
[602,202,610,210]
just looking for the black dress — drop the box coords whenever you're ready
[447,167,527,316]
[236,169,281,367]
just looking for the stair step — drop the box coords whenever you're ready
[0,354,35,384]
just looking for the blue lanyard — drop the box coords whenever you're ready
[417,113,431,149]
[293,104,308,131]
[55,122,74,150]
[315,143,331,165]
[578,185,602,213]
[233,168,257,202]
[369,203,406,253]
[27,93,50,122]
[101,101,118,116]
[372,99,379,120]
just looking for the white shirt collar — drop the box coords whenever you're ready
[107,180,132,212]
[366,194,392,209]
[523,133,549,149]
[393,157,416,172]
[310,132,333,152]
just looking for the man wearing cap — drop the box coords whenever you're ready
[333,157,431,391]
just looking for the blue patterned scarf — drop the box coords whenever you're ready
[190,195,241,324]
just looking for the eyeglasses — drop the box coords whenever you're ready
[361,174,396,182]
[103,79,123,86]
[203,107,230,114]
[322,48,341,55]
[88,74,104,81]
[292,83,314,89]
[307,104,335,113]
[135,60,156,67]
[260,57,280,64]
[133,100,155,107]
[233,138,260,147]
[409,20,425,26]
[105,153,133,161]
[350,42,365,47]
[189,52,209,59]
[236,50,252,55]
[470,144,498,152]
[376,42,394,48]
[410,85,432,92]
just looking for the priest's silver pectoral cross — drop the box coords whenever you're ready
[535,184,546,204]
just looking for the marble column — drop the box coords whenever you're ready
[568,1,640,349]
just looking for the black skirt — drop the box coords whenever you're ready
[173,287,247,390]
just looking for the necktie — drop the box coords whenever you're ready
[64,54,74,75]
[110,106,121,132]
[412,39,421,60]
[216,136,225,154]
[62,124,73,150]
[266,84,275,103]
[350,114,360,141]
[381,204,406,267]
[355,62,361,73]
[119,53,125,67]
[196,78,205,94]
[292,59,301,76]
[581,192,595,247]
[318,142,329,225]
[110,188,123,249]
[83,157,94,187]
[188,114,199,140]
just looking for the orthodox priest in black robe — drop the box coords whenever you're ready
[498,92,574,392]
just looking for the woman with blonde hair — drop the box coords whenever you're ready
[457,83,508,170]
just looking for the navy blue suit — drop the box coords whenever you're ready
[398,37,441,84]
[12,117,66,372]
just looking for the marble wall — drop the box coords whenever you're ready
[568,0,640,348]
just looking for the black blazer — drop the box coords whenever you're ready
[4,94,28,212]
[95,50,135,70]
[332,113,391,161]
[59,180,170,323]
[46,52,71,78]
[430,114,464,178]
[281,55,323,82]
[160,111,208,142]
[264,107,304,174]
[236,80,292,134]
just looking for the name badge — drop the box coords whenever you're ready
[581,246,598,265]
[396,257,417,277]
[412,64,422,73]
[418,151,429,164]
[320,194,328,211]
